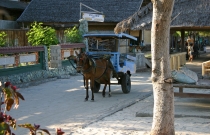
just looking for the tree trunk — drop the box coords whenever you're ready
[150,0,175,135]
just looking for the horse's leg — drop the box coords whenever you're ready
[83,75,85,87]
[108,82,111,97]
[85,78,89,101]
[90,79,94,101]
[102,84,107,97]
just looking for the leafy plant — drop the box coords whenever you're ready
[199,31,210,37]
[64,26,83,43]
[0,82,65,135]
[0,82,24,135]
[0,32,7,47]
[173,31,189,37]
[18,123,51,135]
[27,22,59,48]
[18,124,65,135]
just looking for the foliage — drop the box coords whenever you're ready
[27,22,59,48]
[18,123,65,135]
[173,31,189,37]
[198,31,210,37]
[64,26,83,43]
[173,31,181,37]
[0,82,24,135]
[0,81,65,135]
[0,32,7,47]
[18,123,51,135]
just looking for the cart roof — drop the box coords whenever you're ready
[83,33,137,41]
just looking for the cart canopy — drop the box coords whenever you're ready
[83,33,137,41]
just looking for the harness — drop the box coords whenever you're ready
[90,58,110,82]
[73,54,113,87]
[80,55,111,82]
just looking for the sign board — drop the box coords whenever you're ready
[82,13,104,22]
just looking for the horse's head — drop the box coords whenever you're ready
[75,51,89,73]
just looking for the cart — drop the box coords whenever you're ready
[82,33,137,94]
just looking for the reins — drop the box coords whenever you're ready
[80,56,94,74]
[69,59,77,70]
[69,55,93,75]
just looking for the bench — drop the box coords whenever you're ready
[202,60,210,76]
[173,83,210,98]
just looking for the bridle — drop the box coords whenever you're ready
[69,53,112,82]
[76,54,94,74]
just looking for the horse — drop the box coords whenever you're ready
[75,52,113,101]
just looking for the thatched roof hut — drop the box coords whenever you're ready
[115,0,210,33]
[17,0,142,27]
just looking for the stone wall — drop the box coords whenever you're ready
[0,65,77,88]
[0,44,78,87]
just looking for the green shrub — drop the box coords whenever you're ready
[27,22,58,48]
[64,26,83,43]
[0,32,7,47]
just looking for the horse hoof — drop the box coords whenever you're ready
[84,99,88,102]
[103,95,105,97]
[91,99,94,102]
[109,95,111,97]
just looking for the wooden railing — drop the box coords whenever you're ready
[0,46,44,68]
[0,46,47,76]
[170,52,186,70]
[202,61,210,76]
[60,43,85,60]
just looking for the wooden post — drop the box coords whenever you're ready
[178,55,180,70]
[61,49,64,60]
[170,56,173,70]
[39,51,44,69]
[69,49,72,56]
[70,48,74,56]
[183,53,186,65]
[14,54,19,67]
[139,30,142,45]
[179,87,183,93]
[35,52,39,64]
[181,29,185,52]
[202,62,205,76]
[173,56,175,70]
[176,55,178,70]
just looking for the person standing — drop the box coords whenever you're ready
[187,36,194,62]
[188,43,194,62]
[187,36,194,46]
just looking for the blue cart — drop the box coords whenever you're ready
[83,33,137,94]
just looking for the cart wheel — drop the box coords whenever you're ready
[121,73,131,94]
[94,81,101,93]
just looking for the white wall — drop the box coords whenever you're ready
[144,30,151,45]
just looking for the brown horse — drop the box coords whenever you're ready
[75,52,113,101]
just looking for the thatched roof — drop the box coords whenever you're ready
[0,0,28,10]
[17,0,142,23]
[115,0,210,33]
